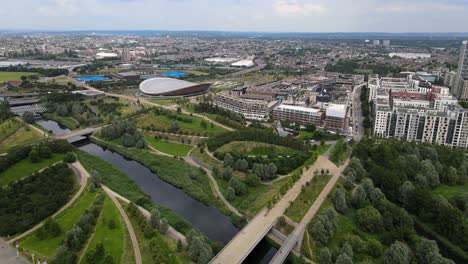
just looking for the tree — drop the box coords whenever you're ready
[212,166,220,178]
[63,152,76,163]
[352,185,368,208]
[150,209,161,229]
[356,206,384,233]
[398,181,414,207]
[224,153,233,167]
[223,166,233,180]
[29,146,40,163]
[177,239,183,252]
[229,176,246,195]
[22,111,34,124]
[226,186,236,201]
[318,247,332,264]
[420,160,440,189]
[333,188,348,214]
[335,252,353,264]
[39,145,52,158]
[90,170,102,189]
[340,243,354,260]
[415,238,446,264]
[349,157,366,181]
[159,218,169,234]
[104,255,115,264]
[235,159,249,172]
[383,241,411,264]
[246,173,260,187]
[95,243,105,259]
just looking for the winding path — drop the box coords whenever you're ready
[106,188,142,264]
[8,162,88,244]
[184,156,243,217]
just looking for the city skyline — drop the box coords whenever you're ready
[1,0,468,32]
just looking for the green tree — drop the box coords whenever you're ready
[340,243,353,259]
[223,166,233,180]
[150,209,161,229]
[332,188,348,214]
[352,185,368,208]
[159,218,169,234]
[29,146,40,163]
[335,252,353,264]
[383,241,411,264]
[235,159,249,172]
[224,153,233,167]
[356,206,384,233]
[63,152,76,163]
[317,247,332,264]
[22,111,34,124]
[226,186,236,201]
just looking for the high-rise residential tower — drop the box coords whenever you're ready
[454,40,468,100]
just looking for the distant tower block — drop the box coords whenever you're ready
[373,40,380,46]
[122,47,130,62]
[383,40,390,47]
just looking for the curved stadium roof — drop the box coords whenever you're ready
[139,77,210,96]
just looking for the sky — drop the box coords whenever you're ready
[1,0,467,32]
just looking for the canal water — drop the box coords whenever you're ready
[37,119,279,262]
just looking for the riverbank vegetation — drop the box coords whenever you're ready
[0,163,75,236]
[91,137,214,205]
[99,120,146,148]
[76,149,193,235]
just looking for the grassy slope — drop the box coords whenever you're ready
[216,141,302,156]
[80,196,126,264]
[432,184,468,199]
[0,127,44,153]
[285,174,332,222]
[76,149,193,235]
[0,154,65,187]
[123,202,187,264]
[0,72,39,81]
[145,135,193,157]
[136,112,226,135]
[21,190,99,258]
[0,118,22,142]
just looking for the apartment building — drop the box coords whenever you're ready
[272,104,323,126]
[324,104,347,131]
[213,93,279,121]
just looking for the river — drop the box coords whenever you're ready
[37,119,279,262]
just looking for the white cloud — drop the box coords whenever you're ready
[274,0,326,17]
[376,1,465,13]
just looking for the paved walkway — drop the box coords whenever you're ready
[105,188,142,264]
[0,239,28,264]
[270,158,350,264]
[8,162,88,244]
[210,155,338,264]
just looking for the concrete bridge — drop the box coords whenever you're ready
[269,159,349,264]
[55,127,99,140]
[210,155,341,264]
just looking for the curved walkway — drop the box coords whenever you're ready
[106,188,142,264]
[8,162,88,244]
[185,156,243,217]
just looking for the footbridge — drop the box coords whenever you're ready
[210,155,340,264]
[55,127,100,140]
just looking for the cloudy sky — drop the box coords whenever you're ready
[1,0,467,32]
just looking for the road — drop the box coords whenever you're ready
[351,84,365,141]
[0,239,28,264]
[269,158,350,264]
[210,155,339,264]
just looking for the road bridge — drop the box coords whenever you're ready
[55,127,99,140]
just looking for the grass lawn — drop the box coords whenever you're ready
[0,154,65,187]
[81,196,127,264]
[285,174,332,222]
[0,118,23,142]
[0,72,39,82]
[43,113,80,130]
[21,190,100,259]
[432,183,468,199]
[123,201,186,264]
[136,112,227,136]
[216,141,302,156]
[146,135,194,157]
[0,127,44,153]
[76,149,193,235]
